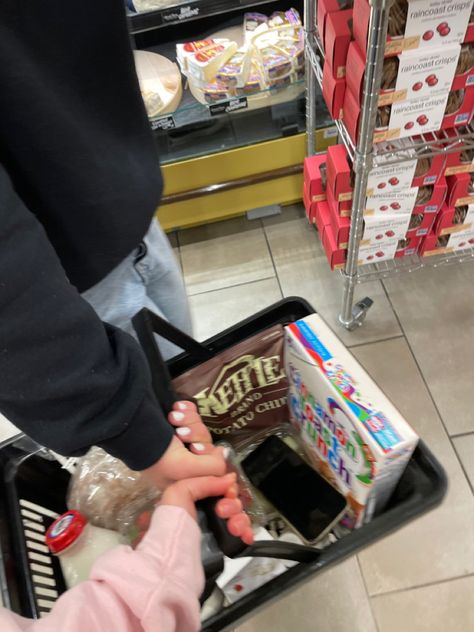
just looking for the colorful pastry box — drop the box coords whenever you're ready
[285,314,418,529]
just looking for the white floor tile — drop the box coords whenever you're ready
[384,263,474,436]
[189,278,282,342]
[180,217,274,296]
[452,433,474,492]
[371,576,474,632]
[238,557,377,632]
[353,338,474,595]
[264,216,402,346]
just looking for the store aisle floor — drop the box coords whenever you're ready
[0,205,472,629]
[175,204,474,632]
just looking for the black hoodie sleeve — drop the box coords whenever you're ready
[0,165,173,471]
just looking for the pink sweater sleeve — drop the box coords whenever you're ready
[0,506,205,632]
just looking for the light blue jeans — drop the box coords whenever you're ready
[82,219,192,360]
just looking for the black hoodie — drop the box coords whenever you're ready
[0,0,173,469]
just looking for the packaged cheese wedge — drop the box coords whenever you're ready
[184,39,238,83]
[285,314,419,529]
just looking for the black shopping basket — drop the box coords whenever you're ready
[0,298,447,631]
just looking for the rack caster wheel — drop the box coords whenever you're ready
[339,297,374,331]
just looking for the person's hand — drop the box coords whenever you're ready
[168,400,214,454]
[161,473,254,545]
[141,401,225,490]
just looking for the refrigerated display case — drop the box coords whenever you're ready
[128,0,335,230]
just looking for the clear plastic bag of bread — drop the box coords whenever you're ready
[67,447,160,538]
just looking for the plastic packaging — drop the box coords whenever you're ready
[218,443,267,524]
[67,447,160,538]
[45,510,126,588]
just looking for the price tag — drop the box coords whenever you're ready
[209,97,248,116]
[161,4,200,23]
[151,115,176,130]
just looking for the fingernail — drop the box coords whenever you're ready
[176,427,191,437]
[171,411,185,422]
[192,442,205,452]
[177,402,187,411]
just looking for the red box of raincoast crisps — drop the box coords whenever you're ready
[421,228,474,255]
[395,234,423,257]
[346,40,461,107]
[327,141,446,205]
[326,144,353,201]
[465,12,474,43]
[327,196,352,248]
[304,154,328,202]
[353,0,473,58]
[324,9,353,78]
[447,171,474,206]
[452,42,474,89]
[314,199,332,237]
[322,222,347,270]
[303,184,317,223]
[413,178,447,213]
[405,209,437,238]
[435,203,474,235]
[441,86,474,129]
[322,61,346,119]
[317,0,353,45]
[344,87,472,145]
[326,179,352,217]
[444,136,474,175]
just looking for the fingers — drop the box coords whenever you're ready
[169,401,213,445]
[189,442,217,456]
[181,473,237,502]
[241,527,255,546]
[215,497,243,519]
[227,513,253,542]
[225,483,239,499]
[179,448,227,480]
[216,497,254,545]
[172,400,197,414]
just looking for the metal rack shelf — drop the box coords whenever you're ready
[304,0,474,329]
[305,31,474,167]
[349,247,474,284]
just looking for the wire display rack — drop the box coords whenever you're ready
[304,0,474,330]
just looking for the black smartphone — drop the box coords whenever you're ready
[241,435,347,543]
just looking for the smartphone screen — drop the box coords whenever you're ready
[241,435,347,542]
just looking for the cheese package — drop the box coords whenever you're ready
[244,12,269,45]
[177,39,238,83]
[202,79,231,104]
[258,46,293,80]
[216,48,252,88]
[235,62,266,96]
[176,39,216,72]
[285,314,418,528]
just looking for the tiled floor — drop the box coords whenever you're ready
[1,205,473,629]
[176,205,474,632]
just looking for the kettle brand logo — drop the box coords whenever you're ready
[194,353,287,435]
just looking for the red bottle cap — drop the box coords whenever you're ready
[45,510,87,554]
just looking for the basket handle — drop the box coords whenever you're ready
[132,308,248,560]
[132,308,213,365]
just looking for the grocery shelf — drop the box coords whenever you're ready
[142,32,323,163]
[128,0,281,34]
[304,0,474,330]
[305,31,474,167]
[350,247,474,284]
